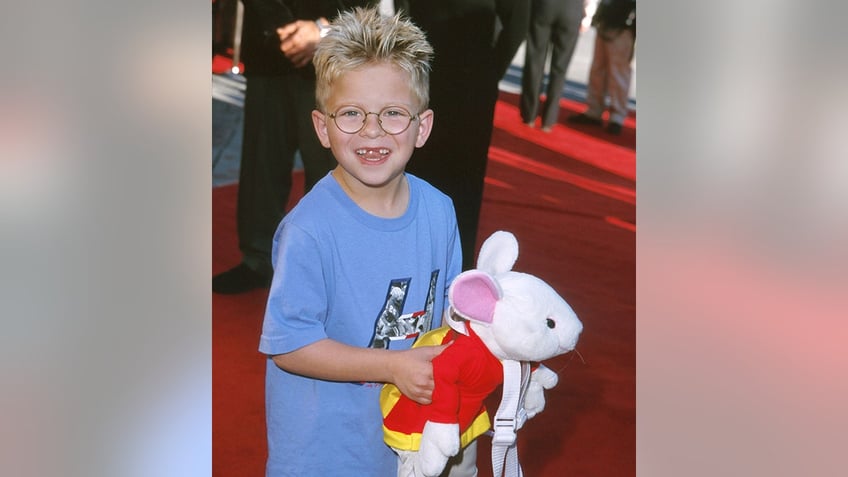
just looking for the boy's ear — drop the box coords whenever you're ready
[312,110,332,148]
[415,109,434,148]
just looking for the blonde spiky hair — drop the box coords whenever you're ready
[313,7,433,113]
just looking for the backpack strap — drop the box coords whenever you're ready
[490,360,531,477]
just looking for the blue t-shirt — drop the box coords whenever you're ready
[259,172,462,477]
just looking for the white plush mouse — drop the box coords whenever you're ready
[381,231,583,477]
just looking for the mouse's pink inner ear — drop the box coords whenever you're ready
[448,271,501,325]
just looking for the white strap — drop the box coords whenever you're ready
[490,360,531,477]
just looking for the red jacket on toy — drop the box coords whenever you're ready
[381,325,502,451]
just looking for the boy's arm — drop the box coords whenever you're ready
[271,339,449,404]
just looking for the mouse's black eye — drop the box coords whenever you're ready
[546,318,556,329]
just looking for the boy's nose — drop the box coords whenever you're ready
[360,112,385,136]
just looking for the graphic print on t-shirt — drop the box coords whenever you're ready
[369,270,440,349]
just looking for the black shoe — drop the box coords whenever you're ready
[567,113,603,126]
[606,122,623,135]
[213,264,271,294]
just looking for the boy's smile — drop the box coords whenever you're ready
[355,147,391,164]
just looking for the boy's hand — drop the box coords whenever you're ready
[390,344,450,405]
[276,20,321,68]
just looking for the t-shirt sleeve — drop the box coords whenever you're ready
[259,222,329,356]
[430,189,462,331]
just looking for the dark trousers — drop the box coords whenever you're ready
[406,70,499,271]
[237,73,335,276]
[520,0,584,128]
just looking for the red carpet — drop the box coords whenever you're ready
[213,91,635,476]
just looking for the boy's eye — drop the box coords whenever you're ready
[381,108,408,118]
[339,109,363,118]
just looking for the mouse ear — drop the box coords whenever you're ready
[448,270,502,326]
[476,231,518,275]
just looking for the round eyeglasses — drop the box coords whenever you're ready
[328,106,419,135]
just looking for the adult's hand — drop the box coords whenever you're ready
[277,19,322,68]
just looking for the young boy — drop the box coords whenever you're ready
[259,8,464,476]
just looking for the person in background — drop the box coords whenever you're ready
[259,8,465,476]
[396,0,531,271]
[212,0,238,55]
[567,0,635,135]
[520,0,586,132]
[213,0,377,294]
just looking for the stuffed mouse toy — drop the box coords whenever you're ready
[381,230,583,477]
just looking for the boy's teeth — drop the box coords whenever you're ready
[356,148,389,156]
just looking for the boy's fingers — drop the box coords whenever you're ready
[432,342,451,356]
